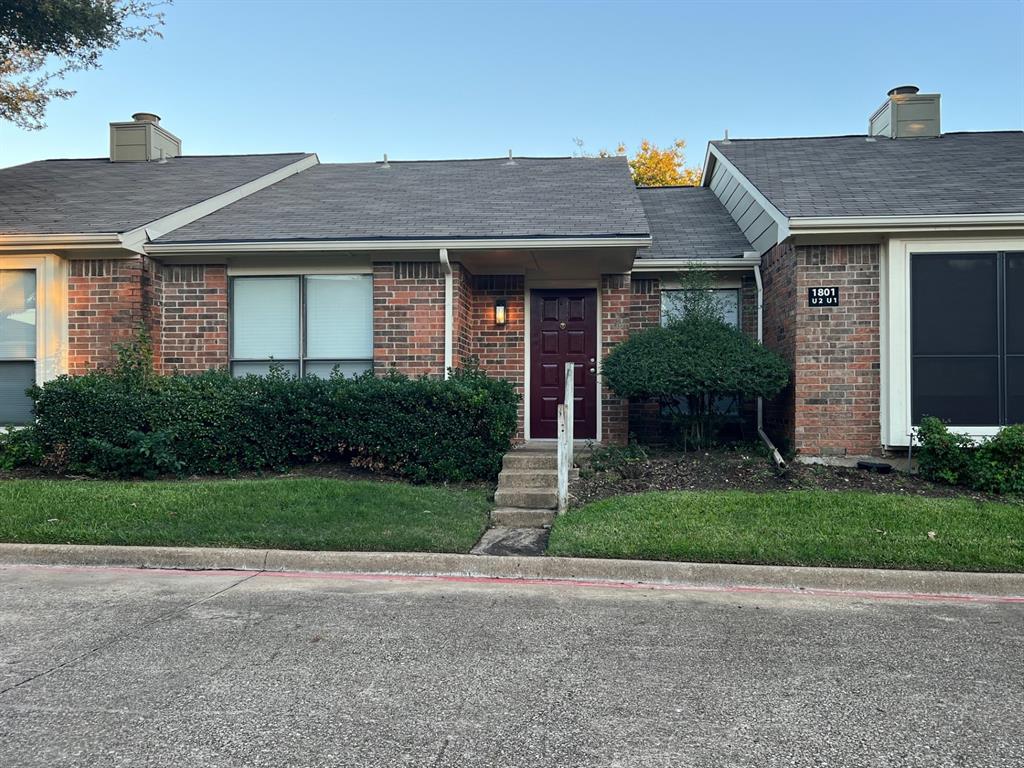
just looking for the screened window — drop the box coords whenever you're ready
[0,270,37,425]
[661,288,739,327]
[911,252,1020,426]
[230,275,372,378]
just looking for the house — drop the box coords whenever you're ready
[1,87,1021,460]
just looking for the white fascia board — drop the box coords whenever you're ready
[789,212,1024,235]
[145,235,652,256]
[705,144,790,243]
[632,255,761,271]
[121,153,321,254]
[700,143,715,187]
[0,232,121,252]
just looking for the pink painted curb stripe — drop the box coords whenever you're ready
[7,563,1024,605]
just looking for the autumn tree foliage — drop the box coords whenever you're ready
[623,139,702,187]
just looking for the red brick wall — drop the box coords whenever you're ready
[67,258,152,374]
[372,262,446,377]
[793,244,881,456]
[160,265,228,373]
[600,274,632,444]
[760,243,798,450]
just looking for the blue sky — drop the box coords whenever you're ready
[1,0,1022,169]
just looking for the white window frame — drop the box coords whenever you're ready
[0,255,67,428]
[882,235,1024,447]
[228,272,373,378]
[659,286,741,328]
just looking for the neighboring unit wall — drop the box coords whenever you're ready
[708,159,778,255]
[372,261,446,377]
[760,243,798,449]
[600,274,633,445]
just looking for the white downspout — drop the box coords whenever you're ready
[753,263,786,469]
[439,248,453,379]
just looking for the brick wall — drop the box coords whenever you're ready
[372,261,446,377]
[760,243,798,450]
[793,244,881,456]
[160,265,228,373]
[600,274,633,444]
[67,258,151,374]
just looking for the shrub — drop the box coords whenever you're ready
[28,363,519,482]
[916,416,1024,495]
[0,427,43,470]
[602,316,790,449]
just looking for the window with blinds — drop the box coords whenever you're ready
[0,270,37,425]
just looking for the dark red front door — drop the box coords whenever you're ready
[530,289,598,439]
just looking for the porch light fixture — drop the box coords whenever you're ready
[494,299,508,326]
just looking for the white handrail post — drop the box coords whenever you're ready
[556,362,575,513]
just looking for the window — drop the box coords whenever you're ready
[661,288,739,327]
[230,274,372,378]
[911,252,1020,426]
[0,270,36,425]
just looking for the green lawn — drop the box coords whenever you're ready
[0,478,491,553]
[547,491,1024,572]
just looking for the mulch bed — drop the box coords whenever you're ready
[570,448,1020,507]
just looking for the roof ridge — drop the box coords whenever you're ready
[714,130,1023,144]
[316,155,620,167]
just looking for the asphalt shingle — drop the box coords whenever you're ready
[712,131,1024,218]
[0,154,311,235]
[156,156,649,243]
[636,187,753,259]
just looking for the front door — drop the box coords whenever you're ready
[530,289,598,439]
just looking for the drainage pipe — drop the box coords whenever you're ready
[753,264,786,469]
[439,248,454,379]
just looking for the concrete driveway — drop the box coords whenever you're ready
[1,565,1022,767]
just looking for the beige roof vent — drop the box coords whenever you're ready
[869,85,941,139]
[109,112,182,162]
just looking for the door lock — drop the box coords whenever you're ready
[559,321,566,329]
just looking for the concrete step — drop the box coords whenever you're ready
[493,488,558,510]
[497,469,557,489]
[489,508,556,528]
[503,452,558,470]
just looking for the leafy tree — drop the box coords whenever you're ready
[602,316,789,449]
[572,137,703,187]
[1,0,166,129]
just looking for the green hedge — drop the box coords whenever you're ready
[917,417,1024,495]
[20,365,519,482]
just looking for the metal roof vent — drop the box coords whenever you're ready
[109,112,181,162]
[869,85,940,139]
[504,149,516,166]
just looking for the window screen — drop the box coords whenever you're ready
[911,251,1021,427]
[230,274,372,378]
[0,270,36,425]
[661,289,739,327]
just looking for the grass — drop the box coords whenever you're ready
[0,478,491,553]
[547,490,1024,572]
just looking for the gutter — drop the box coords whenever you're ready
[144,235,653,256]
[788,212,1024,234]
[0,232,121,252]
[632,255,761,271]
[753,263,786,470]
[439,248,453,379]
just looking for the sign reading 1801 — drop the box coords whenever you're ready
[808,286,840,307]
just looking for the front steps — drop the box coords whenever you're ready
[491,444,578,527]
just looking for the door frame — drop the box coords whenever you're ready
[523,281,602,441]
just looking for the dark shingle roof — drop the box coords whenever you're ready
[157,156,648,243]
[636,186,753,259]
[0,153,311,235]
[712,131,1024,218]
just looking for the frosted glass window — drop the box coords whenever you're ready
[231,361,300,378]
[0,362,35,425]
[0,270,36,358]
[231,277,300,360]
[661,289,739,327]
[305,275,372,359]
[304,361,373,379]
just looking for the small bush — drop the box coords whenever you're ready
[916,416,1024,495]
[602,316,790,449]
[0,427,43,470]
[27,362,519,482]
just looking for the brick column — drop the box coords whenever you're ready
[159,265,228,373]
[67,258,148,374]
[600,274,632,444]
[372,262,446,377]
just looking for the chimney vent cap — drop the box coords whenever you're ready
[131,112,161,124]
[887,85,920,97]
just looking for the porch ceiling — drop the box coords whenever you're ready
[455,246,637,279]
